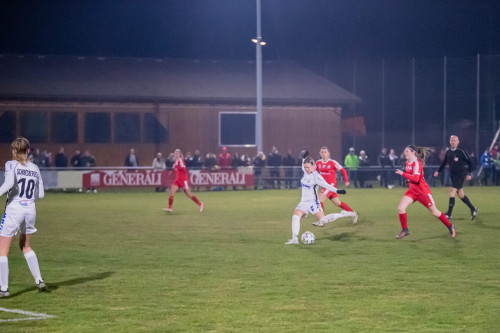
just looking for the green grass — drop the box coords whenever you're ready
[1,187,499,332]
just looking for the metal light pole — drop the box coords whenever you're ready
[255,0,263,154]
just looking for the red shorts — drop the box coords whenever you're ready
[321,188,338,199]
[404,190,435,208]
[174,178,190,190]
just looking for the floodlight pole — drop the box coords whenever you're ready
[255,0,263,154]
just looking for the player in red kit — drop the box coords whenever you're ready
[314,146,358,225]
[163,149,203,213]
[395,145,455,239]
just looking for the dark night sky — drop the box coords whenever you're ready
[1,0,499,62]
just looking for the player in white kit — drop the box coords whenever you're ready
[0,137,47,298]
[285,157,346,245]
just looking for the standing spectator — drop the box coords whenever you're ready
[232,152,244,168]
[434,135,478,220]
[491,144,499,185]
[152,152,166,193]
[344,147,360,188]
[387,148,399,189]
[267,146,282,189]
[358,150,370,188]
[494,151,500,186]
[124,148,139,167]
[204,153,217,171]
[296,147,309,187]
[282,148,297,189]
[480,149,494,186]
[184,152,194,168]
[253,152,266,190]
[378,148,391,188]
[217,147,232,170]
[80,150,96,193]
[80,150,96,168]
[166,153,176,170]
[54,147,68,168]
[192,149,204,170]
[70,149,82,168]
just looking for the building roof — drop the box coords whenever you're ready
[0,54,361,106]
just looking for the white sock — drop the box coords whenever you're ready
[0,256,8,291]
[24,251,43,284]
[340,210,356,217]
[320,213,343,224]
[292,215,301,240]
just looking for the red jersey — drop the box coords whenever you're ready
[403,158,431,195]
[315,159,347,187]
[174,158,188,180]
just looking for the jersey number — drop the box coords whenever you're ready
[18,178,35,199]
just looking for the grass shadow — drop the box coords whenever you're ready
[9,271,115,298]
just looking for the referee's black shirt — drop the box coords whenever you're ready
[437,147,473,175]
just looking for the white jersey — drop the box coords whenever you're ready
[300,170,338,203]
[0,160,44,208]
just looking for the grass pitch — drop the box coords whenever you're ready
[0,187,499,332]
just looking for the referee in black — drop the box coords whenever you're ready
[434,135,478,220]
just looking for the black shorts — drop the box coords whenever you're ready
[450,172,466,190]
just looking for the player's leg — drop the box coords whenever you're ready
[396,195,414,239]
[331,196,358,223]
[165,184,179,211]
[19,232,46,291]
[446,187,457,218]
[286,209,305,244]
[182,181,203,212]
[0,236,13,296]
[457,188,478,220]
[427,204,455,238]
[318,191,327,211]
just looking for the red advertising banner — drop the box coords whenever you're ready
[82,169,254,188]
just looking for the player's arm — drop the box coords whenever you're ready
[395,169,420,182]
[35,165,45,199]
[314,172,346,194]
[340,167,349,185]
[434,152,448,176]
[0,162,15,197]
[461,149,473,175]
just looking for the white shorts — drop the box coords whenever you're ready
[295,200,323,216]
[0,205,37,237]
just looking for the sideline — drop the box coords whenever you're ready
[0,307,55,322]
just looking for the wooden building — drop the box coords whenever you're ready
[0,54,360,166]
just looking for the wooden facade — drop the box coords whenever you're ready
[0,101,342,165]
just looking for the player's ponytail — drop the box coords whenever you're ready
[11,137,30,165]
[416,147,431,166]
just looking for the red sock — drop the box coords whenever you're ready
[438,212,451,227]
[320,202,325,212]
[339,202,353,212]
[191,195,201,206]
[168,196,174,208]
[399,213,408,229]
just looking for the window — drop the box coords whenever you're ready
[85,113,111,143]
[143,113,167,143]
[115,113,140,143]
[51,112,77,143]
[0,111,16,143]
[219,112,256,146]
[20,112,48,143]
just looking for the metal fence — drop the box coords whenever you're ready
[305,54,500,159]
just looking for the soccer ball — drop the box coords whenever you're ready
[301,231,315,244]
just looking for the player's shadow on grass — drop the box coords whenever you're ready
[319,232,356,242]
[9,271,115,298]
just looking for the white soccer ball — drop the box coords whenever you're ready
[301,231,315,244]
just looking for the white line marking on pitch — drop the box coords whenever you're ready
[0,307,55,322]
